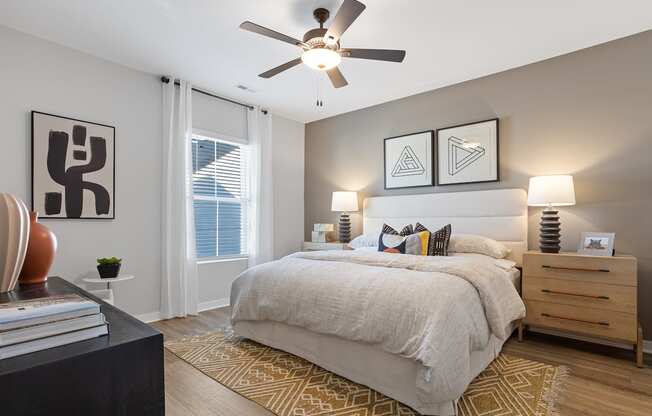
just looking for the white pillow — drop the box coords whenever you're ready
[348,233,379,249]
[448,234,511,259]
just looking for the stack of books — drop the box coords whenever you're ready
[0,294,108,359]
[311,223,336,243]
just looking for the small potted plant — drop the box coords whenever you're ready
[97,257,122,279]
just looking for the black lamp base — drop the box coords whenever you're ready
[539,208,561,253]
[338,213,351,243]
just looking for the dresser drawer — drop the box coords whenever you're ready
[523,253,636,286]
[524,300,637,342]
[523,277,637,314]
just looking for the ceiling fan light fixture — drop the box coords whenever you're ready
[301,48,341,71]
[241,1,405,87]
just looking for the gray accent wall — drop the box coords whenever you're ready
[305,30,652,335]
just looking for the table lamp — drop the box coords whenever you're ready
[527,175,576,253]
[331,191,358,243]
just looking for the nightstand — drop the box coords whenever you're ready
[519,250,643,367]
[302,242,349,251]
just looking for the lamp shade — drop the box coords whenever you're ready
[331,191,358,212]
[527,175,576,206]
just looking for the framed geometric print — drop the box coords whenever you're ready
[384,130,434,190]
[31,111,115,219]
[436,118,499,186]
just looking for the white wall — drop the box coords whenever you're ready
[197,258,248,310]
[0,25,305,320]
[0,25,162,316]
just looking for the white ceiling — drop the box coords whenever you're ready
[1,0,651,123]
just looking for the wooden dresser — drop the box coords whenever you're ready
[519,250,643,367]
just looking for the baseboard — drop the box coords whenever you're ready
[198,298,230,312]
[530,327,652,354]
[134,311,163,324]
[132,298,229,324]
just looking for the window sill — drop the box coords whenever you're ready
[197,255,249,265]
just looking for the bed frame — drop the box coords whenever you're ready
[234,188,528,415]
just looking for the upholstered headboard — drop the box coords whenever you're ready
[363,189,528,264]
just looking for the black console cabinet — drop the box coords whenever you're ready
[0,277,164,415]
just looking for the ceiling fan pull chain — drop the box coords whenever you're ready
[315,74,324,108]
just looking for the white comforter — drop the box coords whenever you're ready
[230,250,525,402]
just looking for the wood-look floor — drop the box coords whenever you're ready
[152,308,652,416]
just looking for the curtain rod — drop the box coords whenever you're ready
[160,76,267,114]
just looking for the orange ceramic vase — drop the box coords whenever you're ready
[18,212,57,285]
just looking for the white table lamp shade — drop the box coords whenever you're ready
[331,191,358,212]
[527,175,576,207]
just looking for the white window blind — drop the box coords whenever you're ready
[191,133,248,259]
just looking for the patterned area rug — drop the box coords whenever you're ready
[165,331,568,416]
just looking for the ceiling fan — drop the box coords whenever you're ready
[240,0,406,88]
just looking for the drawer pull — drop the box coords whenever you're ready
[541,264,609,273]
[542,265,610,273]
[541,313,609,326]
[541,289,610,300]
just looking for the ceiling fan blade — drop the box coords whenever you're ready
[240,21,307,48]
[326,67,348,88]
[259,58,303,78]
[340,48,406,62]
[324,0,366,43]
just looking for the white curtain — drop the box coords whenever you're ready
[161,78,199,318]
[247,107,274,266]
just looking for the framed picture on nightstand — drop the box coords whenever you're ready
[577,232,615,256]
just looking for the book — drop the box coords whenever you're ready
[313,223,334,232]
[0,313,107,347]
[0,324,108,360]
[0,294,100,332]
[311,230,336,243]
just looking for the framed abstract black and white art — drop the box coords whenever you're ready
[384,130,434,190]
[436,118,499,186]
[31,111,115,219]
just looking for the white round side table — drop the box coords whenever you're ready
[82,274,135,305]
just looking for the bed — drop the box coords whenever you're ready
[231,189,527,416]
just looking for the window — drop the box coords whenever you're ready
[191,133,248,259]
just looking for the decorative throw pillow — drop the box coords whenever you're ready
[381,223,414,236]
[378,231,430,255]
[414,223,452,256]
